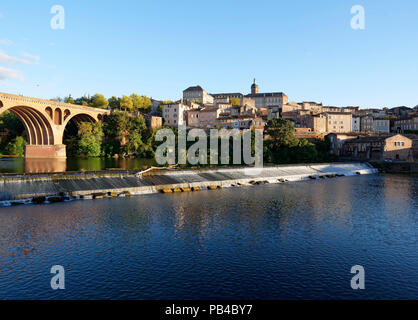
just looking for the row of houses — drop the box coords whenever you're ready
[327,133,418,162]
[162,80,418,136]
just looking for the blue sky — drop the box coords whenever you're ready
[0,0,417,108]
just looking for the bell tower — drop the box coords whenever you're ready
[251,78,259,94]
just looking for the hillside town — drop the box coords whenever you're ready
[157,79,418,162]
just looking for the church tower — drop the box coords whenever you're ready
[251,78,259,94]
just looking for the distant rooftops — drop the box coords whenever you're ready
[183,85,204,92]
[246,92,286,98]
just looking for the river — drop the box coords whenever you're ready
[0,173,417,299]
[0,157,156,174]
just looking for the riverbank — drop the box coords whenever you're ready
[0,162,377,206]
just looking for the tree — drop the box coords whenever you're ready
[90,94,108,109]
[265,118,299,148]
[230,97,241,106]
[74,96,91,106]
[120,95,134,112]
[5,136,27,156]
[77,122,103,157]
[64,95,75,104]
[130,94,152,112]
[0,111,25,152]
[0,111,24,135]
[108,96,120,110]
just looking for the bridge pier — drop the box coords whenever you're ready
[25,144,67,159]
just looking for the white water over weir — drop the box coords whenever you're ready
[0,163,378,206]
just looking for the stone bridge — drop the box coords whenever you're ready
[0,92,110,158]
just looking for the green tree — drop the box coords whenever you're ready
[0,111,25,152]
[230,97,241,106]
[64,95,75,104]
[77,122,103,157]
[130,94,152,112]
[108,96,120,110]
[74,96,91,106]
[120,95,134,112]
[90,94,108,109]
[5,136,27,156]
[265,118,299,148]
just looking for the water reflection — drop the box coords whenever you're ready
[24,158,66,173]
[0,157,157,174]
[0,175,418,299]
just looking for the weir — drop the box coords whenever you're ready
[0,162,378,204]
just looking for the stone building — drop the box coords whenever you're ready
[183,86,214,105]
[341,134,413,161]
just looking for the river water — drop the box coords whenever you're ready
[0,174,417,299]
[0,157,156,174]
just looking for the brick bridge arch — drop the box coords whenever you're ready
[0,92,109,158]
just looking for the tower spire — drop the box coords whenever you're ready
[251,78,259,94]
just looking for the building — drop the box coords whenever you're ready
[199,107,221,128]
[245,91,288,109]
[326,133,363,156]
[361,115,374,132]
[325,112,352,133]
[217,115,265,130]
[372,118,390,133]
[394,116,418,132]
[162,102,189,128]
[214,101,232,114]
[183,86,214,105]
[307,114,327,133]
[352,117,361,132]
[341,134,413,161]
[187,108,201,128]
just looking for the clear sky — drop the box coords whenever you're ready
[0,0,417,108]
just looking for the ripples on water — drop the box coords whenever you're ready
[0,174,417,299]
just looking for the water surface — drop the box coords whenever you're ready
[0,157,156,174]
[0,174,417,299]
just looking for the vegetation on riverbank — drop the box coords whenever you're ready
[0,111,27,157]
[1,104,333,164]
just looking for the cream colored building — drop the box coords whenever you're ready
[163,102,189,128]
[325,112,352,133]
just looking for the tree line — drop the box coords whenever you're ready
[52,93,154,112]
